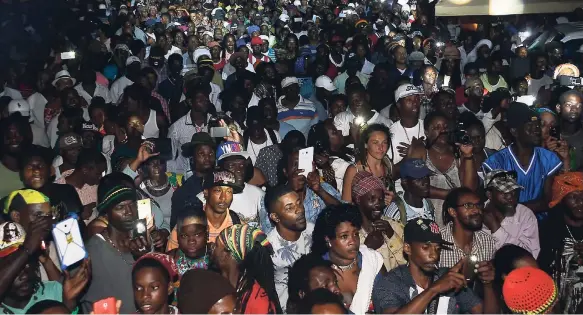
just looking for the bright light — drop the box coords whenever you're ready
[518,31,531,41]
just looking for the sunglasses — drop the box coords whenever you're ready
[456,202,484,210]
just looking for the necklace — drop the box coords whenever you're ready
[102,232,134,266]
[401,121,420,144]
[145,179,170,193]
[176,249,209,276]
[566,224,582,242]
[332,259,357,271]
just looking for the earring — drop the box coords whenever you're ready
[326,241,331,248]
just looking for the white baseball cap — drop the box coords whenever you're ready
[281,77,299,88]
[8,99,31,118]
[395,84,422,102]
[315,76,336,92]
[279,13,290,23]
[126,56,141,66]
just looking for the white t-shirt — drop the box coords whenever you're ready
[527,75,553,96]
[247,129,281,165]
[389,120,425,164]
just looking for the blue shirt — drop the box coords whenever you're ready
[278,121,296,139]
[259,183,341,233]
[309,96,329,122]
[1,281,63,313]
[277,96,319,137]
[483,146,562,203]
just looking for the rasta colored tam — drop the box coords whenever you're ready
[97,185,137,214]
[3,189,50,214]
[218,224,271,263]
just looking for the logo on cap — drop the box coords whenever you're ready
[63,136,78,146]
[214,171,236,184]
[429,222,440,234]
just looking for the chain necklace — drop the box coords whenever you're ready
[145,179,170,194]
[566,224,582,243]
[332,259,357,271]
[102,232,134,266]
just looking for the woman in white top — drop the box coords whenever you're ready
[244,106,281,165]
[308,120,354,195]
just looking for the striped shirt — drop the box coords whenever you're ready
[276,95,318,137]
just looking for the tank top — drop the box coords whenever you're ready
[143,109,159,138]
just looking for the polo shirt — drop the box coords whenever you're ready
[372,265,481,314]
[276,95,319,137]
[483,146,562,203]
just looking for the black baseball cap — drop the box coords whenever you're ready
[506,102,539,129]
[404,218,453,245]
[202,170,244,194]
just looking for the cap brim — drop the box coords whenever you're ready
[204,182,244,194]
[218,152,250,161]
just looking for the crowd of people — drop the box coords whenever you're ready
[1,0,583,313]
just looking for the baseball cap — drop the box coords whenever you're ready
[400,158,432,179]
[281,77,299,88]
[250,36,263,45]
[0,222,26,258]
[484,170,523,193]
[59,133,83,150]
[181,132,216,157]
[216,141,250,161]
[126,56,141,66]
[506,102,539,129]
[203,170,244,193]
[315,75,336,92]
[7,99,31,118]
[395,84,422,102]
[503,267,558,314]
[404,218,453,245]
[81,122,100,133]
[279,13,290,22]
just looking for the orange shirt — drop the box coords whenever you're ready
[166,210,233,251]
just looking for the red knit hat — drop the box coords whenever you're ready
[503,267,558,314]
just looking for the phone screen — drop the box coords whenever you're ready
[298,147,314,177]
[137,199,154,230]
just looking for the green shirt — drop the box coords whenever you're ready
[0,163,23,200]
[1,281,63,314]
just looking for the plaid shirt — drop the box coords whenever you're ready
[439,222,497,268]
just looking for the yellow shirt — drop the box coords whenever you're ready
[359,217,407,271]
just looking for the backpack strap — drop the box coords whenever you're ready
[266,128,278,145]
[394,195,408,225]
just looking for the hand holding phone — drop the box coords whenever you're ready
[462,254,479,281]
[93,297,117,314]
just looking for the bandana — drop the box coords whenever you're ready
[351,171,385,202]
[218,224,271,263]
[549,172,583,208]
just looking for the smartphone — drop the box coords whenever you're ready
[550,126,560,139]
[298,147,314,177]
[131,218,148,240]
[52,215,87,270]
[93,297,117,314]
[60,51,76,60]
[137,199,154,230]
[210,126,230,138]
[462,255,479,281]
[443,75,451,87]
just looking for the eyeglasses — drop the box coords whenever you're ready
[456,202,484,210]
[486,171,517,188]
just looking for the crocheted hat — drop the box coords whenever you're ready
[503,267,558,314]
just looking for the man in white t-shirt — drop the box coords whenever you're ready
[389,84,424,164]
[334,85,392,148]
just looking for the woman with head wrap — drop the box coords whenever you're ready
[539,172,583,313]
[211,224,282,314]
